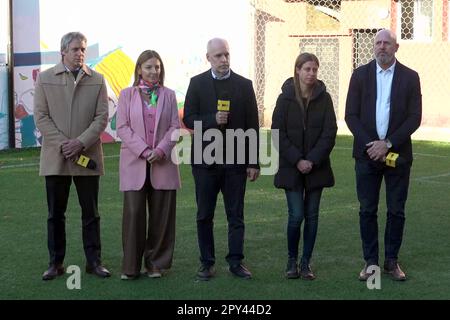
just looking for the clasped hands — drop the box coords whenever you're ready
[366,140,389,162]
[297,159,313,174]
[61,139,84,162]
[146,150,162,164]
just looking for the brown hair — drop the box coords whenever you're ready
[293,52,319,107]
[133,50,165,86]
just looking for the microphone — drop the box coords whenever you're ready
[217,91,230,130]
[76,155,97,170]
[385,152,406,168]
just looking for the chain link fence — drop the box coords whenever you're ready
[250,0,450,136]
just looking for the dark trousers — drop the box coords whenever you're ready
[355,159,411,265]
[285,186,323,263]
[193,166,247,267]
[45,175,101,267]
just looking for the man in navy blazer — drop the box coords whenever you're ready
[183,38,260,280]
[345,29,422,281]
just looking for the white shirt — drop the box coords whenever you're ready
[375,61,396,140]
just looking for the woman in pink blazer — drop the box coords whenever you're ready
[117,50,181,279]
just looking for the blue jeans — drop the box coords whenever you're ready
[355,159,411,265]
[285,186,323,262]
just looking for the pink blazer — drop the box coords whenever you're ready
[117,86,181,191]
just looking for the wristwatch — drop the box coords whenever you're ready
[385,139,392,149]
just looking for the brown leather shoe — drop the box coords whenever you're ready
[42,264,64,281]
[384,262,406,281]
[86,264,111,278]
[358,264,378,281]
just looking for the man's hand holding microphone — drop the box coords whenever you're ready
[216,91,230,129]
[366,139,404,167]
[215,91,260,182]
[61,139,97,170]
[365,140,389,162]
[61,139,84,161]
[216,111,229,126]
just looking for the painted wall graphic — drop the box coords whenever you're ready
[91,48,134,143]
[6,0,251,148]
[12,0,40,148]
[0,65,8,150]
[3,0,450,149]
[0,0,9,150]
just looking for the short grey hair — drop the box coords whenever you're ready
[60,32,87,52]
[207,38,229,53]
[374,29,398,44]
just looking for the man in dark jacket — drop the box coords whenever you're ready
[183,38,260,280]
[345,29,422,281]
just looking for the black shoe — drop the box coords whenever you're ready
[197,265,215,281]
[86,263,111,278]
[285,259,299,279]
[229,264,252,279]
[299,259,316,280]
[42,264,64,281]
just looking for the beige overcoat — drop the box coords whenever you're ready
[34,62,108,176]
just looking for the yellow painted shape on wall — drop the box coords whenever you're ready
[95,49,134,98]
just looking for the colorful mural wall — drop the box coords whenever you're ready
[0,0,9,150]
[4,0,252,148]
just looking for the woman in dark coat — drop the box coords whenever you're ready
[272,53,337,280]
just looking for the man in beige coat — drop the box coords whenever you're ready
[34,32,110,280]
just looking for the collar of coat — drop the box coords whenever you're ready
[53,62,92,77]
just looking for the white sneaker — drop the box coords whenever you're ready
[147,270,162,278]
[121,274,138,280]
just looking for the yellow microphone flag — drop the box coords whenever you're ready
[77,155,90,168]
[217,100,230,112]
[385,152,399,168]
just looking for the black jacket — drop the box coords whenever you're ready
[183,70,259,169]
[271,77,337,190]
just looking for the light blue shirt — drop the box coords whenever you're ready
[375,61,396,140]
[211,69,231,80]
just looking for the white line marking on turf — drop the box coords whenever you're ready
[0,154,120,170]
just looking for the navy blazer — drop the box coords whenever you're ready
[345,60,422,162]
[183,69,260,168]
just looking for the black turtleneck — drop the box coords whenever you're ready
[213,77,231,101]
[71,69,80,80]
